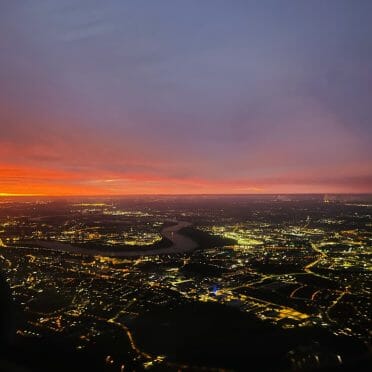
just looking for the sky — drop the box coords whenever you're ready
[0,0,371,195]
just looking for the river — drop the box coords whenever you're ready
[12,221,198,257]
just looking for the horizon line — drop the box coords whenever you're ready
[1,192,372,198]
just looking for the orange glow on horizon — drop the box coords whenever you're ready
[1,163,371,197]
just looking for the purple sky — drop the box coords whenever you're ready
[0,0,371,195]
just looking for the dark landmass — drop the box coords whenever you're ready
[178,226,236,249]
[132,301,369,371]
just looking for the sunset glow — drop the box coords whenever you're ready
[1,1,371,196]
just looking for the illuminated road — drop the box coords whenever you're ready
[304,243,330,279]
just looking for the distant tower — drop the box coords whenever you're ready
[323,194,330,203]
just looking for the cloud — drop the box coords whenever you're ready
[0,1,371,194]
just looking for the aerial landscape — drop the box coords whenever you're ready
[0,195,371,371]
[0,1,371,371]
